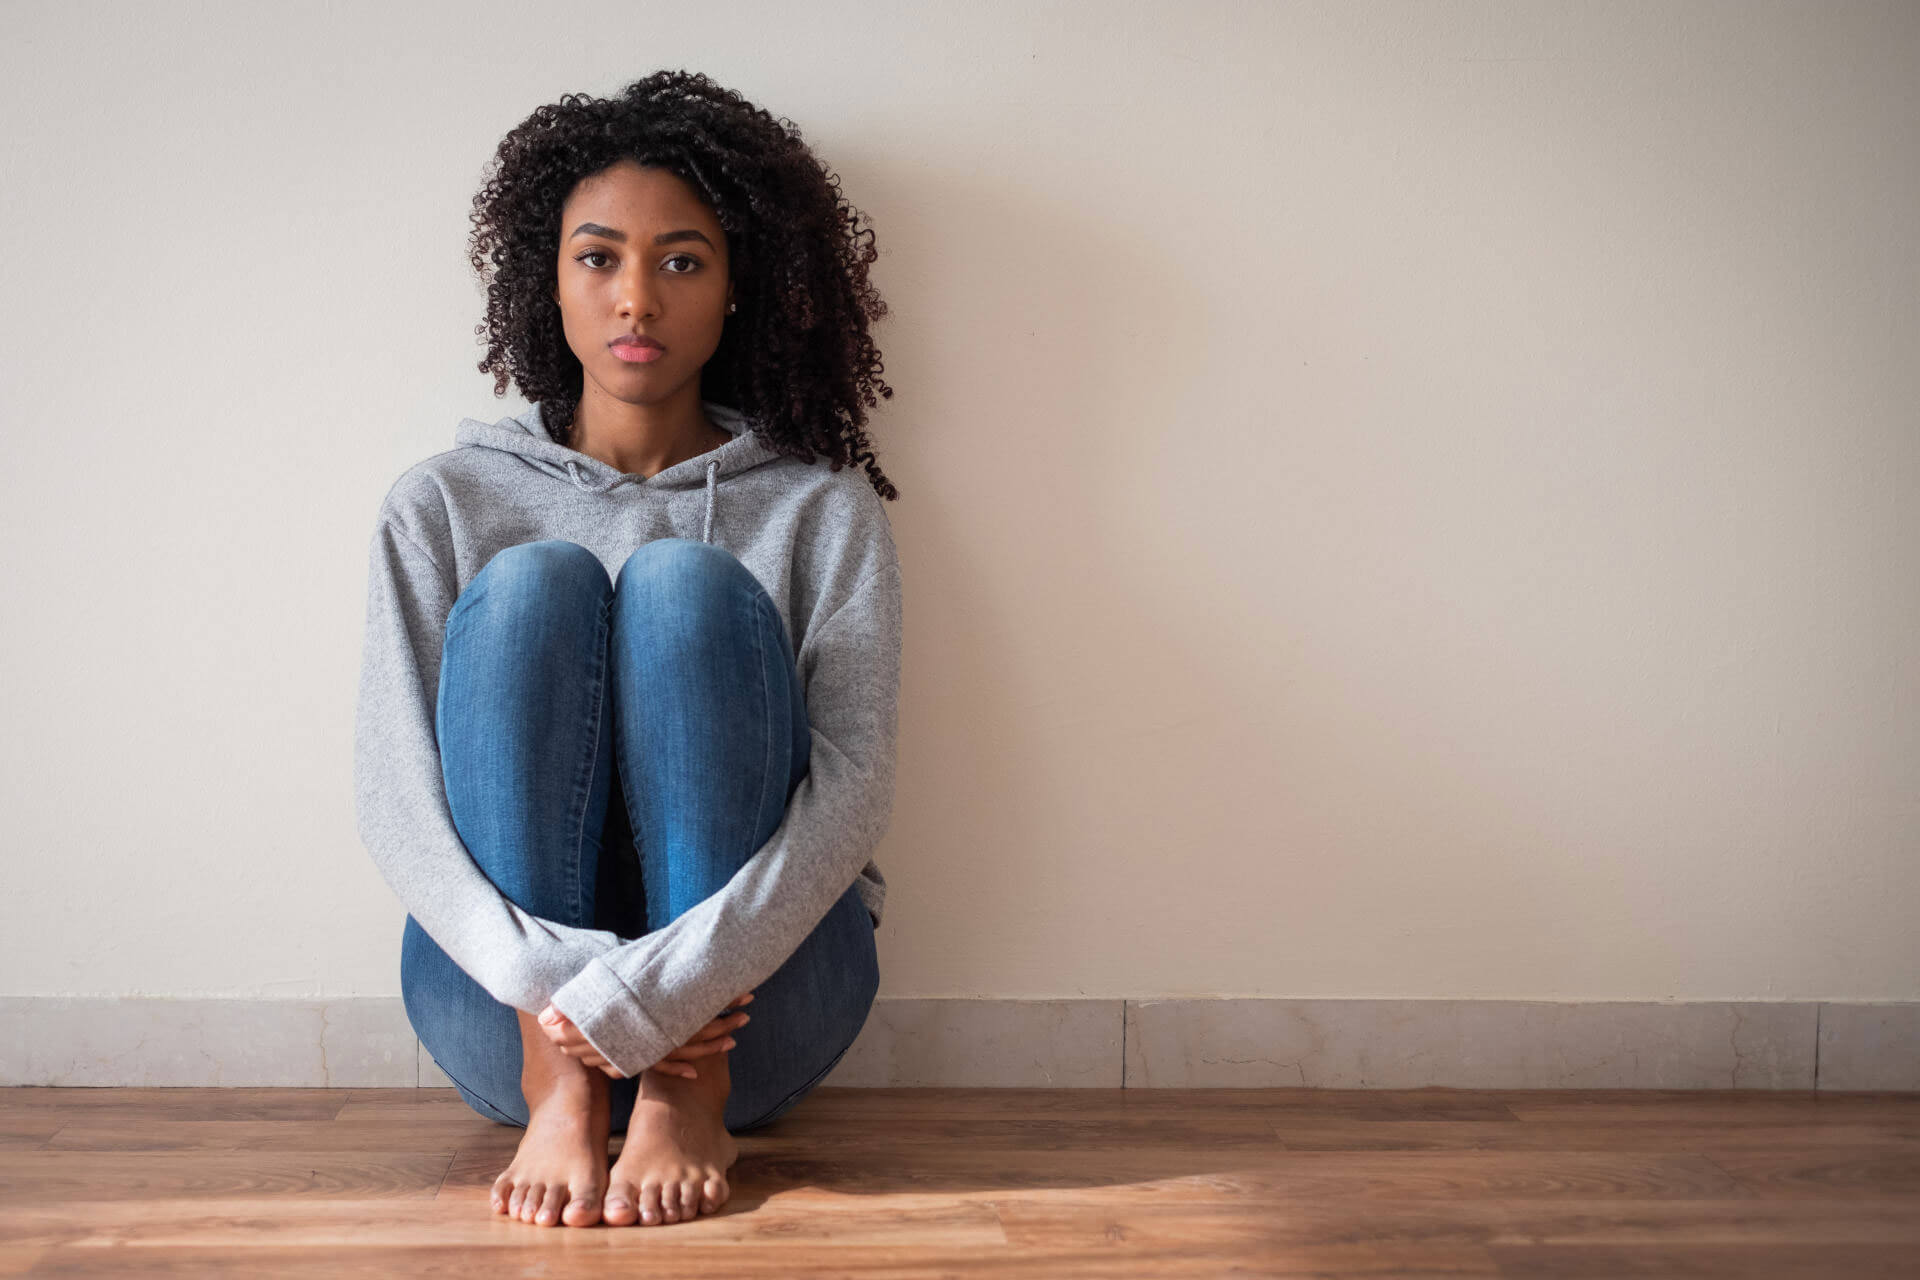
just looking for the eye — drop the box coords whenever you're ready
[664,254,701,273]
[574,249,612,269]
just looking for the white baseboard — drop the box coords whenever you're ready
[3,998,1913,1091]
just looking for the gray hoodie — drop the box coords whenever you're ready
[353,398,899,1079]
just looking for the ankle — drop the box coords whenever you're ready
[636,1062,730,1110]
[523,1062,607,1115]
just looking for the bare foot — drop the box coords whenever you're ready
[491,1011,611,1227]
[603,1053,739,1227]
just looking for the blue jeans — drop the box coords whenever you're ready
[399,538,880,1134]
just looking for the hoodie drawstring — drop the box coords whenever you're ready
[563,458,720,545]
[702,460,718,544]
[563,459,634,497]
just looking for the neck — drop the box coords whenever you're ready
[570,382,730,478]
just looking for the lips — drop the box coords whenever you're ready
[610,335,665,365]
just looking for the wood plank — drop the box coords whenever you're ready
[1694,1146,1920,1197]
[1487,1194,1920,1244]
[0,1151,454,1202]
[992,1194,1515,1247]
[0,1089,350,1123]
[1502,1091,1920,1124]
[1484,1243,1920,1277]
[42,1117,514,1153]
[1271,1118,1920,1151]
[0,1119,62,1151]
[795,1086,1524,1121]
[0,1194,1004,1250]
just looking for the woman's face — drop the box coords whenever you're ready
[551,159,733,409]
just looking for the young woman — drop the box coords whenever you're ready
[352,70,902,1231]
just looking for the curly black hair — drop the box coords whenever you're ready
[466,69,898,500]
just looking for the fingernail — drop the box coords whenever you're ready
[723,1038,736,1049]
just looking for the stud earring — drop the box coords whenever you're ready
[727,302,737,314]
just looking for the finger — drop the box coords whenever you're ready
[663,1034,734,1063]
[719,1004,755,1028]
[696,1006,755,1039]
[687,1015,747,1046]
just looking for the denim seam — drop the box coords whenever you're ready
[566,591,611,927]
[607,592,649,933]
[611,674,644,930]
[747,586,780,846]
[432,1057,523,1128]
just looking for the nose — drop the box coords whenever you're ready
[615,261,660,321]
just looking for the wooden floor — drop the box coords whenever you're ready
[1,1086,1917,1277]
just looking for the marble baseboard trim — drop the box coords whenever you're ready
[1,998,1913,1091]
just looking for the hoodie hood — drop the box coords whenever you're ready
[452,399,784,544]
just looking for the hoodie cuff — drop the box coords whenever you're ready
[547,957,675,1080]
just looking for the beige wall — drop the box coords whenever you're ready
[2,1,1913,1004]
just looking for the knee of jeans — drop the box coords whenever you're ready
[467,540,607,605]
[614,536,757,607]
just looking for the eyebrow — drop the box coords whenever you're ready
[567,222,716,249]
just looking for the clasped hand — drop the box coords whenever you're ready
[536,990,755,1080]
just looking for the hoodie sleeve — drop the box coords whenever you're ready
[544,543,903,1078]
[353,511,625,1011]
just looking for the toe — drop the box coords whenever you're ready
[603,1183,638,1227]
[680,1177,703,1218]
[506,1183,526,1218]
[702,1174,729,1215]
[562,1188,602,1227]
[535,1184,566,1227]
[520,1182,545,1224]
[640,1183,664,1225]
[659,1181,680,1222]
